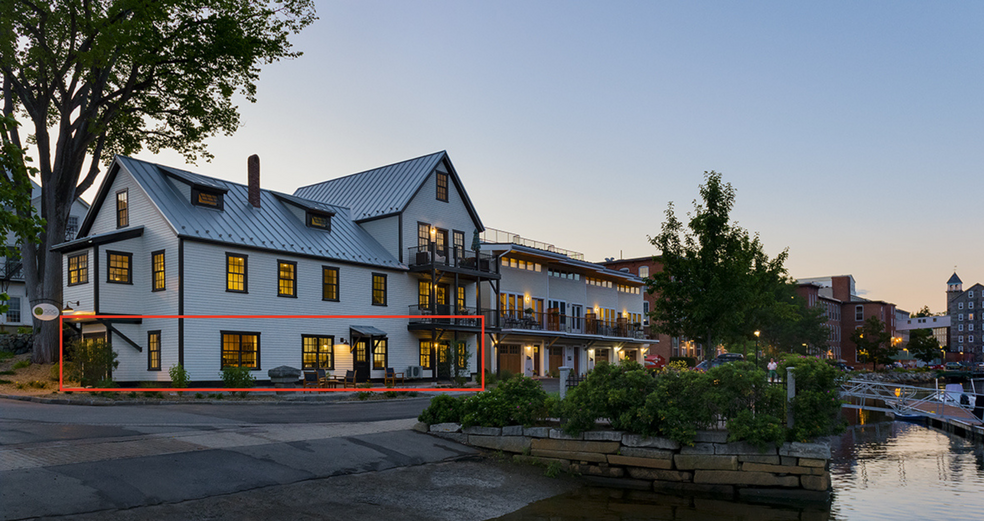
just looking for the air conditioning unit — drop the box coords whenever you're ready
[407,366,423,379]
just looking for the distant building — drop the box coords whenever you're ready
[945,272,983,362]
[795,275,903,365]
[897,314,950,353]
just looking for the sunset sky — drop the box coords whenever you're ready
[109,1,984,314]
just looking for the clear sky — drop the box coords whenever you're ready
[113,0,984,315]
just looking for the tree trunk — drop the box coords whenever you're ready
[25,192,70,365]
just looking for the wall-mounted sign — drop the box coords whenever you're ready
[32,303,60,321]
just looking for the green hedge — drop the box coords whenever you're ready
[418,357,843,447]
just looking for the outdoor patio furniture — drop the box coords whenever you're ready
[384,368,405,387]
[341,370,357,388]
[302,371,320,389]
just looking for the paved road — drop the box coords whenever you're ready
[0,396,498,520]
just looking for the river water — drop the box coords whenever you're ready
[491,412,984,520]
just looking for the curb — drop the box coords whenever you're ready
[0,392,443,406]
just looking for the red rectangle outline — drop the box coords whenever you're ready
[59,314,486,393]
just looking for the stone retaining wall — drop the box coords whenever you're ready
[425,423,831,502]
[0,333,34,354]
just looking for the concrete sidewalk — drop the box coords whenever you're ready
[1,419,488,519]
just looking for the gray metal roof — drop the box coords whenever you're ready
[948,272,963,284]
[350,325,387,337]
[293,151,484,229]
[82,156,404,270]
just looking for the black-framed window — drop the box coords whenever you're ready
[68,252,88,285]
[418,222,430,248]
[278,260,297,297]
[453,230,465,256]
[192,187,224,210]
[457,286,465,311]
[221,331,260,369]
[107,251,132,284]
[307,212,331,231]
[456,343,468,369]
[65,215,79,241]
[419,340,432,367]
[302,335,334,369]
[148,331,161,371]
[436,228,447,255]
[372,273,387,306]
[116,189,128,228]
[6,297,20,322]
[436,172,448,202]
[322,266,339,301]
[373,339,387,369]
[151,250,165,291]
[226,253,247,293]
[418,280,430,308]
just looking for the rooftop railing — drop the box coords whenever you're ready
[480,227,584,261]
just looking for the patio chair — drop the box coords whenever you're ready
[341,370,357,388]
[316,368,328,387]
[302,371,320,389]
[384,368,405,387]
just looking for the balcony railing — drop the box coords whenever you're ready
[408,305,497,328]
[0,259,23,281]
[498,310,648,339]
[408,245,495,273]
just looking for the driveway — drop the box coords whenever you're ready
[0,397,499,519]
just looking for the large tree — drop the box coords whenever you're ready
[647,171,791,360]
[1,0,316,363]
[850,316,892,370]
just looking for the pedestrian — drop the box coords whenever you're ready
[767,358,778,382]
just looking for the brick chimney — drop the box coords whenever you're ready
[247,154,260,208]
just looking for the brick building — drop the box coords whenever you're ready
[796,275,902,365]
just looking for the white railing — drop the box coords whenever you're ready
[480,227,584,261]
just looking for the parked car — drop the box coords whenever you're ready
[695,360,710,373]
[929,364,945,370]
[834,362,854,372]
[945,362,964,371]
[644,353,666,369]
[716,353,746,363]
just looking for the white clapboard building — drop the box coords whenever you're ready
[59,151,497,384]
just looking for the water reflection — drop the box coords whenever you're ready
[490,486,827,520]
[831,421,984,520]
[492,418,984,520]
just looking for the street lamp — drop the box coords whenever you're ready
[754,330,761,366]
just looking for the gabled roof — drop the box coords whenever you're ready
[79,156,403,270]
[948,272,962,284]
[293,151,484,229]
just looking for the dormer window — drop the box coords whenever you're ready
[306,212,331,231]
[192,187,223,210]
[436,172,448,202]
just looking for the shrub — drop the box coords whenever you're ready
[669,356,697,368]
[561,360,657,436]
[499,369,515,382]
[643,368,716,445]
[169,365,190,388]
[782,355,846,442]
[64,339,118,386]
[220,366,255,397]
[460,375,549,428]
[418,394,467,424]
[16,326,32,335]
[12,360,30,370]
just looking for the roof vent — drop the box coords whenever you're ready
[619,267,630,272]
[248,155,260,208]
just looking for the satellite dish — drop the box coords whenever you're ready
[32,303,60,321]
